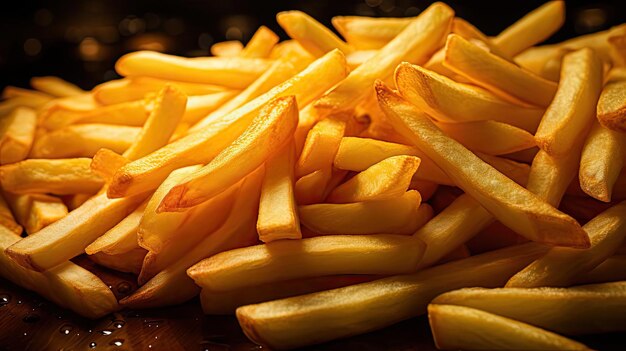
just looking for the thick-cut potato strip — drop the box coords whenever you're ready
[327,155,420,203]
[201,275,377,315]
[0,106,36,164]
[577,255,626,284]
[294,167,332,205]
[507,201,626,288]
[395,63,544,132]
[189,234,424,292]
[579,121,626,202]
[492,1,565,57]
[30,76,85,97]
[0,193,22,235]
[433,119,536,155]
[428,304,590,351]
[257,142,301,242]
[0,158,103,195]
[277,11,352,57]
[434,281,626,335]
[299,190,422,235]
[0,226,118,319]
[4,193,68,235]
[211,40,244,57]
[331,16,412,50]
[108,49,348,198]
[235,243,548,350]
[296,117,346,178]
[115,51,272,89]
[239,26,279,58]
[37,94,98,123]
[89,248,146,275]
[84,201,147,255]
[377,82,588,248]
[527,149,580,207]
[597,70,626,132]
[40,99,149,130]
[451,18,512,60]
[159,96,298,212]
[444,35,558,107]
[30,124,140,158]
[315,3,454,116]
[334,137,452,185]
[475,153,530,186]
[122,85,187,160]
[120,170,262,308]
[90,148,129,181]
[535,48,603,157]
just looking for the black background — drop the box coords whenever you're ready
[1,0,626,91]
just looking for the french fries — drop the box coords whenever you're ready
[239,26,279,58]
[0,194,21,235]
[4,193,68,235]
[278,11,352,57]
[0,107,36,164]
[211,40,243,57]
[84,201,147,255]
[30,76,85,97]
[597,69,626,132]
[332,16,412,50]
[296,116,346,178]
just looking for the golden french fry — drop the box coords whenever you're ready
[90,148,129,181]
[277,11,352,57]
[299,190,422,235]
[296,117,346,178]
[327,155,420,203]
[0,225,118,318]
[63,193,93,211]
[40,99,149,130]
[0,106,36,164]
[433,281,626,335]
[507,201,626,288]
[115,51,273,89]
[394,63,544,132]
[4,193,68,235]
[535,48,603,157]
[108,49,348,198]
[427,304,590,351]
[331,16,412,50]
[345,50,377,69]
[30,76,85,97]
[239,26,279,58]
[492,1,565,57]
[188,234,425,291]
[451,18,512,60]
[294,167,332,205]
[577,255,626,284]
[0,158,103,195]
[315,2,454,116]
[88,248,146,275]
[257,142,301,242]
[377,81,588,248]
[235,243,548,350]
[475,153,530,186]
[444,34,558,107]
[211,40,244,57]
[159,96,298,212]
[84,201,147,255]
[597,69,626,132]
[527,149,580,207]
[30,124,140,158]
[0,193,22,235]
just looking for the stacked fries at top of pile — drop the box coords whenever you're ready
[1,1,626,349]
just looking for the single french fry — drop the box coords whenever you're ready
[40,99,149,130]
[492,1,565,57]
[211,40,244,57]
[433,281,626,335]
[377,81,588,248]
[0,106,36,164]
[475,153,530,187]
[239,26,279,58]
[37,93,98,123]
[89,248,146,275]
[2,86,53,102]
[394,63,544,132]
[30,76,85,97]
[63,193,93,211]
[579,121,626,202]
[315,2,454,116]
[4,193,68,235]
[527,149,581,207]
[597,69,626,132]
[108,49,348,198]
[268,40,315,62]
[535,48,603,157]
[90,148,129,181]
[159,96,298,212]
[296,117,346,178]
[84,200,147,255]
[299,190,422,235]
[257,142,301,242]
[428,304,590,351]
[345,50,377,69]
[188,234,425,292]
[576,255,626,284]
[201,275,378,315]
[235,243,548,350]
[451,18,512,60]
[331,16,412,50]
[30,124,140,158]
[115,51,273,89]
[294,167,332,205]
[327,155,420,203]
[277,11,352,57]
[507,201,626,288]
[0,193,22,235]
[444,34,558,107]
[0,158,103,195]
[433,119,536,155]
[0,225,118,318]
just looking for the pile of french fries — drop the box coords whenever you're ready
[1,1,626,349]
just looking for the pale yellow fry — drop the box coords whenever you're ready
[40,99,149,130]
[395,63,544,132]
[331,16,412,50]
[3,193,68,235]
[159,96,298,212]
[239,26,279,58]
[444,34,558,107]
[0,107,36,164]
[0,226,118,319]
[315,2,454,116]
[84,201,146,255]
[257,142,301,242]
[0,158,103,195]
[235,243,548,350]
[579,121,626,202]
[377,82,588,248]
[108,49,347,198]
[30,76,85,97]
[535,48,603,157]
[428,304,590,351]
[188,234,425,292]
[211,40,244,57]
[597,69,626,132]
[0,193,22,235]
[278,11,352,57]
[296,117,346,178]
